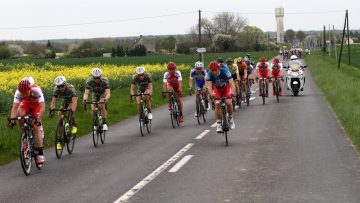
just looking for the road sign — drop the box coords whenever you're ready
[196,48,206,53]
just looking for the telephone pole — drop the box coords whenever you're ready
[198,10,201,47]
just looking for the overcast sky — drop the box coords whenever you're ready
[0,0,358,40]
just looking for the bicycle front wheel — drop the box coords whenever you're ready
[262,82,266,105]
[275,80,280,103]
[139,106,145,136]
[67,125,76,154]
[55,124,64,159]
[19,133,31,176]
[146,118,151,134]
[173,102,180,126]
[92,115,99,147]
[100,130,106,144]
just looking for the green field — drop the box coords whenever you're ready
[306,54,360,152]
[324,43,360,69]
[0,51,277,165]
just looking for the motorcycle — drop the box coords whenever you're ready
[285,63,306,96]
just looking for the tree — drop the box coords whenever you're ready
[212,34,235,52]
[0,46,11,59]
[212,12,247,36]
[111,47,116,57]
[284,29,296,44]
[27,42,45,58]
[116,45,125,57]
[236,26,265,51]
[7,44,24,58]
[46,40,53,49]
[159,36,176,52]
[128,45,146,56]
[296,30,306,44]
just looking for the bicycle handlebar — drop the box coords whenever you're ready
[83,101,105,111]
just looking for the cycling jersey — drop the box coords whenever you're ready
[256,62,270,78]
[247,65,254,75]
[206,67,232,87]
[190,68,206,89]
[163,70,182,84]
[271,64,283,78]
[227,64,239,75]
[131,73,152,92]
[14,85,45,118]
[85,77,110,101]
[52,83,77,108]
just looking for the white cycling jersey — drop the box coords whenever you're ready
[13,86,45,103]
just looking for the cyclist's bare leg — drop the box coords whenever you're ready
[214,101,222,120]
[136,96,142,113]
[195,89,200,112]
[33,124,44,148]
[99,98,107,120]
[225,98,233,117]
[144,89,152,110]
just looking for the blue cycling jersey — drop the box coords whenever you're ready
[190,68,206,89]
[206,67,232,87]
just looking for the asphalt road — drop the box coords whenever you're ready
[1,61,360,203]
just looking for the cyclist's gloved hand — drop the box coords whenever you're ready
[7,120,15,129]
[48,109,54,118]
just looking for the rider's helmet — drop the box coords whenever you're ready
[209,60,220,71]
[236,57,244,64]
[54,76,67,86]
[290,55,298,60]
[18,79,31,94]
[217,57,224,64]
[259,57,267,63]
[272,58,280,64]
[92,68,102,77]
[135,66,145,75]
[22,76,35,86]
[245,59,251,66]
[246,53,251,58]
[194,61,203,68]
[226,58,233,64]
[167,62,176,70]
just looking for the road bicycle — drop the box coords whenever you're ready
[131,93,152,136]
[271,76,282,103]
[257,77,269,105]
[50,108,76,159]
[190,88,207,125]
[245,75,253,106]
[214,96,232,146]
[8,115,43,176]
[85,101,106,147]
[163,90,180,128]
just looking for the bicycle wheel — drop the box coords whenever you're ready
[55,123,64,159]
[246,83,251,106]
[200,99,206,123]
[66,123,76,154]
[100,130,106,144]
[238,87,242,109]
[19,132,31,176]
[92,114,99,147]
[262,81,266,105]
[173,102,180,126]
[139,106,145,136]
[275,79,280,103]
[196,103,201,125]
[221,109,229,146]
[146,117,151,134]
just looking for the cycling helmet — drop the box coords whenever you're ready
[217,57,224,63]
[245,60,251,65]
[194,61,203,68]
[18,79,31,94]
[167,62,176,70]
[136,66,145,75]
[290,55,298,60]
[259,57,267,63]
[22,76,35,86]
[54,76,66,86]
[236,57,244,64]
[272,58,280,64]
[246,53,251,58]
[226,58,233,63]
[209,60,220,71]
[92,68,102,77]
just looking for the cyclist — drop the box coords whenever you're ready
[255,57,271,97]
[270,58,284,96]
[244,53,254,65]
[236,57,248,101]
[225,58,240,104]
[130,66,153,120]
[8,79,46,164]
[189,61,209,116]
[49,76,78,146]
[82,68,110,131]
[245,59,256,94]
[163,62,184,123]
[206,60,236,133]
[22,76,35,85]
[217,57,228,69]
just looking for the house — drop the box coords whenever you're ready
[131,35,156,53]
[344,37,354,44]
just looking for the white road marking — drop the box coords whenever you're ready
[168,155,194,173]
[211,122,217,128]
[195,130,210,140]
[113,143,194,203]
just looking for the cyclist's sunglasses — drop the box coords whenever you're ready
[57,84,65,88]
[93,77,101,80]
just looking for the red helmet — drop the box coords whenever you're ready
[18,80,31,94]
[259,57,267,63]
[209,60,220,71]
[273,58,280,64]
[167,62,176,70]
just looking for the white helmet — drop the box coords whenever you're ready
[92,68,102,77]
[135,66,145,75]
[194,61,203,68]
[290,55,298,60]
[22,76,35,86]
[54,76,66,86]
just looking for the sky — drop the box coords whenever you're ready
[0,0,358,40]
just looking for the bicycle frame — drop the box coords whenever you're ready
[85,101,106,147]
[163,90,180,128]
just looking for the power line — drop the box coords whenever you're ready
[203,10,345,15]
[0,11,196,30]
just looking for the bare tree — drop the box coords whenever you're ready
[212,12,247,36]
[284,29,296,44]
[296,30,307,44]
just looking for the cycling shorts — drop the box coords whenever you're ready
[213,83,232,99]
[271,69,282,78]
[18,99,41,119]
[258,69,269,79]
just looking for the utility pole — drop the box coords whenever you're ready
[323,25,326,55]
[333,25,338,62]
[328,24,331,57]
[267,32,270,51]
[338,10,350,68]
[198,10,201,47]
[346,10,350,65]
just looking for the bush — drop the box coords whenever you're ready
[0,46,11,59]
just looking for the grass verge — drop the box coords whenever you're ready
[306,54,360,152]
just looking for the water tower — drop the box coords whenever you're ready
[275,7,284,43]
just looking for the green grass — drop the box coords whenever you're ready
[0,51,277,68]
[323,43,360,69]
[306,54,360,151]
[0,51,278,165]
